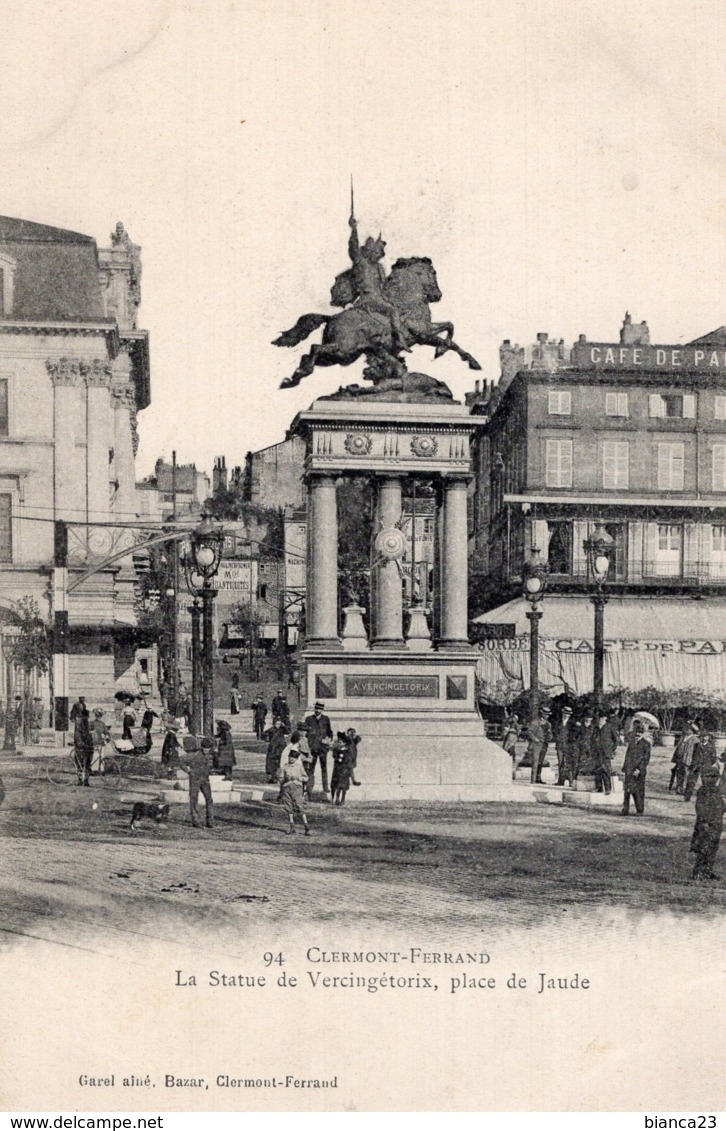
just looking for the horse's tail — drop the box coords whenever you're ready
[272,313,329,348]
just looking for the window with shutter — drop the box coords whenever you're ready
[715,396,726,420]
[603,441,629,489]
[0,494,11,562]
[713,444,726,491]
[658,442,684,490]
[649,394,664,418]
[682,394,696,418]
[548,390,571,415]
[0,381,7,438]
[605,392,628,416]
[545,439,573,487]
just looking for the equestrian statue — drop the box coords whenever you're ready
[273,189,481,401]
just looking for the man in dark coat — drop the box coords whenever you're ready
[264,717,289,782]
[305,700,334,798]
[684,731,718,802]
[179,735,214,828]
[671,721,699,794]
[251,696,268,740]
[554,705,574,785]
[73,709,94,786]
[526,705,552,783]
[690,762,725,879]
[593,709,620,794]
[621,718,653,815]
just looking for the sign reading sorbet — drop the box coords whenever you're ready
[344,675,439,697]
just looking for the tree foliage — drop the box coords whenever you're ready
[6,597,51,675]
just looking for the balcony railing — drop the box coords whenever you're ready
[544,559,726,585]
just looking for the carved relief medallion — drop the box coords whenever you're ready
[344,432,373,456]
[410,434,438,457]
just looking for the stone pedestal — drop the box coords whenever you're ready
[292,398,507,799]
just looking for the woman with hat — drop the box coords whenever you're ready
[161,719,181,778]
[216,719,236,781]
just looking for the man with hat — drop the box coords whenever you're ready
[305,700,334,798]
[670,720,699,795]
[690,761,725,879]
[526,703,552,784]
[593,708,620,795]
[179,735,214,828]
[621,717,653,816]
[251,695,268,740]
[555,705,575,786]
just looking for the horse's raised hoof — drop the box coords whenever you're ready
[279,376,300,389]
[467,357,482,370]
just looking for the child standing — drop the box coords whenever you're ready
[278,744,310,836]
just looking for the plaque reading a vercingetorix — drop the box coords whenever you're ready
[344,675,439,697]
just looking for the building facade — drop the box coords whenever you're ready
[474,316,726,696]
[0,216,150,711]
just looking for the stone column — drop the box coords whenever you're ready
[439,476,470,648]
[432,478,444,641]
[371,475,405,648]
[83,360,113,526]
[47,359,82,521]
[306,474,340,646]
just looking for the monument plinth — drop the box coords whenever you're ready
[290,399,511,801]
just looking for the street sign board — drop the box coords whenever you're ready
[471,623,516,641]
[212,560,255,592]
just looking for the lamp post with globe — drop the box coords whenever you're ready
[523,545,548,782]
[583,522,615,718]
[189,514,224,737]
[182,558,206,736]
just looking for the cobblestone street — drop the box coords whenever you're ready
[2,730,725,960]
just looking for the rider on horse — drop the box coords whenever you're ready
[346,211,411,356]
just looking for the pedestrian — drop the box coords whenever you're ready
[251,695,268,739]
[161,720,181,777]
[276,694,291,729]
[177,685,192,731]
[230,685,241,715]
[305,700,334,799]
[593,708,619,795]
[574,712,596,780]
[684,731,718,802]
[29,697,43,744]
[554,705,575,785]
[526,704,552,783]
[179,735,214,828]
[90,708,111,774]
[278,743,311,836]
[271,689,286,720]
[216,719,236,781]
[70,695,87,729]
[690,763,725,880]
[330,728,362,803]
[140,708,158,753]
[502,713,521,779]
[264,717,289,783]
[73,707,94,786]
[621,717,653,816]
[671,721,699,794]
[121,697,137,740]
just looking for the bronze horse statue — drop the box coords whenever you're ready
[274,256,481,389]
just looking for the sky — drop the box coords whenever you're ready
[1,0,725,479]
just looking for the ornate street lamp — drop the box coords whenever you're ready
[523,545,549,783]
[583,521,615,716]
[189,514,224,736]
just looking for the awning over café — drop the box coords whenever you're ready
[472,596,726,697]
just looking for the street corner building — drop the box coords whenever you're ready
[469,315,726,698]
[0,216,151,715]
